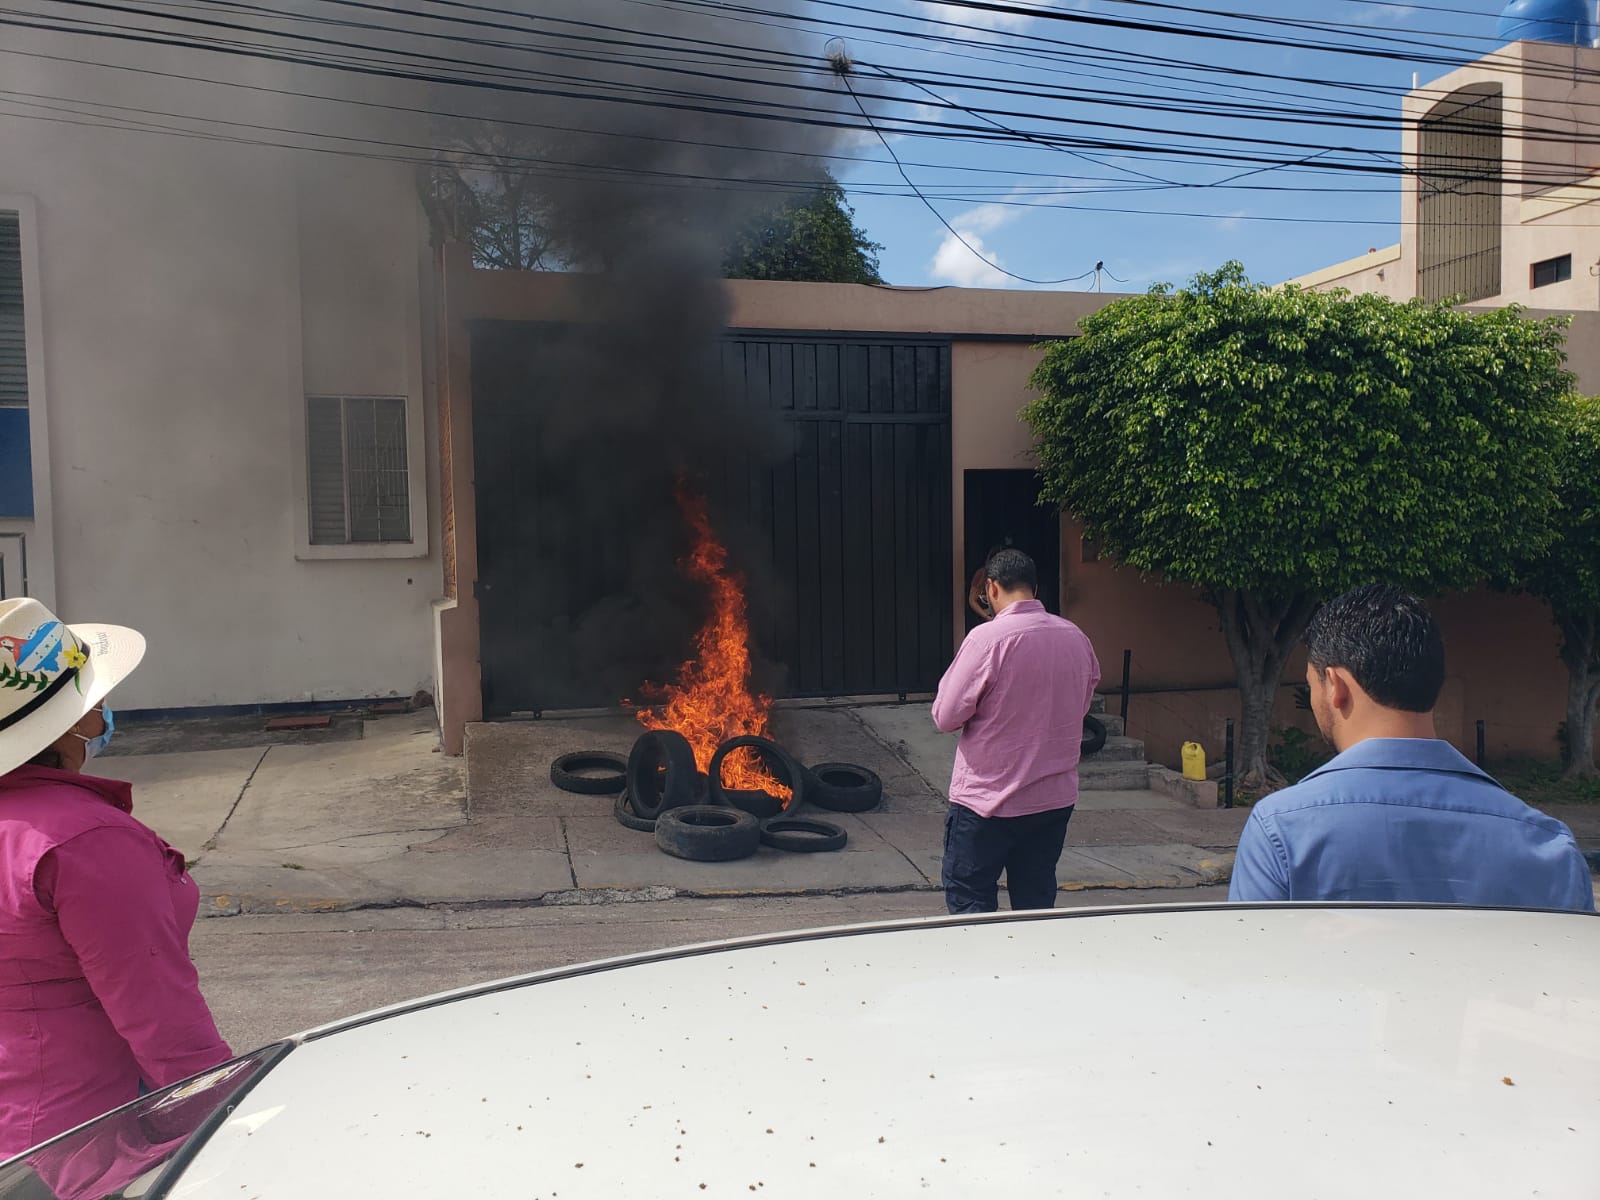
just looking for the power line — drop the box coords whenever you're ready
[18,3,1600,175]
[8,94,1596,232]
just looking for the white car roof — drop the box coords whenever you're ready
[169,904,1600,1198]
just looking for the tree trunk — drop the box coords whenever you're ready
[1557,610,1599,780]
[1213,589,1323,794]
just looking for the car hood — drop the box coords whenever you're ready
[167,905,1600,1198]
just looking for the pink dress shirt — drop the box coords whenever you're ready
[0,766,231,1157]
[931,600,1102,818]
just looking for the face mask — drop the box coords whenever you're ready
[75,705,114,759]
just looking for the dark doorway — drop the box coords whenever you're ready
[963,469,1062,632]
[470,324,954,715]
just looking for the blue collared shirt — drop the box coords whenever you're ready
[1229,738,1595,912]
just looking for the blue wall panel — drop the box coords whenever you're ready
[0,408,35,517]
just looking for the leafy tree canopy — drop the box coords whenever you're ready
[721,181,883,285]
[1025,262,1572,786]
[1520,393,1600,777]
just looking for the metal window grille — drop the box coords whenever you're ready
[0,214,27,408]
[1417,90,1503,304]
[1531,255,1572,288]
[306,395,412,545]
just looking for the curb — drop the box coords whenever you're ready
[199,868,1232,917]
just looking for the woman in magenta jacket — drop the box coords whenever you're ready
[0,597,231,1158]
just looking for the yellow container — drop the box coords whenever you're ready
[1181,742,1207,782]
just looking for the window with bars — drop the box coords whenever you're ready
[0,214,26,408]
[1531,254,1572,288]
[306,396,412,545]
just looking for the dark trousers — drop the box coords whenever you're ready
[942,803,1075,915]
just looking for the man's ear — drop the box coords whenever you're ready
[1325,666,1355,713]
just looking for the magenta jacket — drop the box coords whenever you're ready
[0,766,231,1157]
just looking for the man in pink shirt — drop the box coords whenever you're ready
[932,549,1101,914]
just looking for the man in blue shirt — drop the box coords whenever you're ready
[1230,584,1594,911]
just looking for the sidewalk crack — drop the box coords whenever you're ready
[202,745,271,854]
[559,816,578,888]
[842,707,941,798]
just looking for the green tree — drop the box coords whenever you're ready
[1521,394,1600,778]
[420,130,560,270]
[1024,263,1569,789]
[424,155,884,284]
[722,180,883,284]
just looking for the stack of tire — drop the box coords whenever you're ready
[550,733,882,864]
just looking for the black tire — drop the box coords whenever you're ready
[550,751,628,795]
[720,788,786,820]
[627,730,699,820]
[1082,715,1108,757]
[803,763,883,813]
[613,787,656,833]
[655,805,762,862]
[760,817,848,853]
[708,736,805,816]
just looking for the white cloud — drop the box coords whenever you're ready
[929,202,1023,287]
[926,1,1037,39]
[951,201,1017,233]
[1341,3,1420,27]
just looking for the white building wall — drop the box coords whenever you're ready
[0,30,442,711]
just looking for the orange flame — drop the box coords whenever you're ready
[633,486,793,804]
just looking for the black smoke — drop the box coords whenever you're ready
[437,1,851,713]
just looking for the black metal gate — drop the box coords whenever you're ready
[471,325,954,715]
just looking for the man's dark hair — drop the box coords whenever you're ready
[1303,584,1445,712]
[984,548,1038,594]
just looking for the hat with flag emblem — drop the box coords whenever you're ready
[0,597,145,776]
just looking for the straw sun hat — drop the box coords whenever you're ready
[0,597,146,776]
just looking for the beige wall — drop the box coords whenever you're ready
[1499,197,1600,308]
[1302,41,1600,309]
[433,255,1132,749]
[0,38,442,711]
[436,258,1590,766]
[949,342,1048,646]
[1286,246,1408,299]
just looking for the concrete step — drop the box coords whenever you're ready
[1084,734,1144,763]
[1079,759,1153,790]
[1087,711,1125,738]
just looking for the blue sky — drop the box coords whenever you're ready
[822,0,1526,291]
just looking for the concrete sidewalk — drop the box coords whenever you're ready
[90,705,1252,916]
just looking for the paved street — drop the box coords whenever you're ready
[190,887,1227,1054]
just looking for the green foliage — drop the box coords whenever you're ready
[425,156,885,285]
[1269,725,1333,784]
[1524,396,1600,621]
[722,182,884,285]
[1516,394,1600,775]
[1493,757,1600,806]
[0,661,50,693]
[1023,262,1571,600]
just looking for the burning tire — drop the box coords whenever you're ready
[627,730,699,820]
[708,736,805,818]
[760,817,848,854]
[655,805,762,862]
[550,751,628,795]
[613,788,656,833]
[803,763,882,813]
[1082,715,1108,757]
